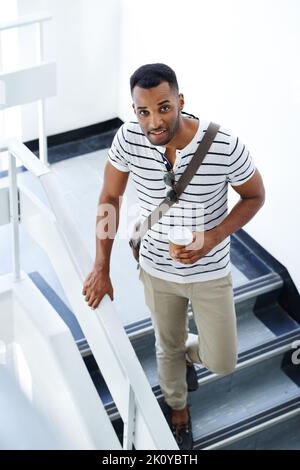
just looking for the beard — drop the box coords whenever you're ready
[145,110,181,146]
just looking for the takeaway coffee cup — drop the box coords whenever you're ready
[168,226,193,260]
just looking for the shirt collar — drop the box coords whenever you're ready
[155,118,205,155]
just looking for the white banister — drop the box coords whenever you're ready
[0,13,54,166]
[0,140,178,450]
[0,271,122,449]
[36,21,48,166]
[8,152,20,281]
[123,379,136,450]
[9,139,50,177]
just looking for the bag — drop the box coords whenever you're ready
[128,122,220,264]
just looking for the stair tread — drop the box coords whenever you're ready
[191,355,300,442]
[88,304,300,408]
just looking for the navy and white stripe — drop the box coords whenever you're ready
[107,115,256,283]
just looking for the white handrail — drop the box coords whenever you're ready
[6,139,50,177]
[0,14,53,166]
[0,140,177,450]
[0,13,52,31]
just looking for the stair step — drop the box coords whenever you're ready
[84,302,298,387]
[100,334,300,449]
[193,354,300,448]
[85,318,300,419]
[221,406,300,450]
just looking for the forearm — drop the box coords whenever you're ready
[213,195,265,244]
[94,194,121,273]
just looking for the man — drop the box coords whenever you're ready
[82,63,265,449]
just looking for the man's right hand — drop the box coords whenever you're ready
[82,267,114,310]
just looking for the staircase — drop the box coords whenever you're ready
[55,228,300,450]
[0,140,178,450]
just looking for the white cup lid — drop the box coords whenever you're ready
[168,226,193,246]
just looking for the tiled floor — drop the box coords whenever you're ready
[0,149,248,326]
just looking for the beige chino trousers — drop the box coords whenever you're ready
[139,267,237,410]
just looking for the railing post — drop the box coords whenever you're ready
[36,21,48,167]
[8,151,21,281]
[123,377,136,450]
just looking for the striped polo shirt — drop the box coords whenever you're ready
[107,114,256,283]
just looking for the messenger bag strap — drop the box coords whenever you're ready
[137,121,220,240]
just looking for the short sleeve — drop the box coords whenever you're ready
[226,134,256,186]
[107,124,130,173]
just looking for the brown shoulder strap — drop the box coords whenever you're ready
[137,121,220,241]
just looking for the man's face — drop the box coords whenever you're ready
[132,81,184,146]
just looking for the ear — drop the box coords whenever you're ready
[132,103,137,115]
[178,93,184,111]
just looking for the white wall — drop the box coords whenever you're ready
[17,0,120,141]
[118,0,300,291]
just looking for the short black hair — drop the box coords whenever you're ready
[130,63,179,94]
